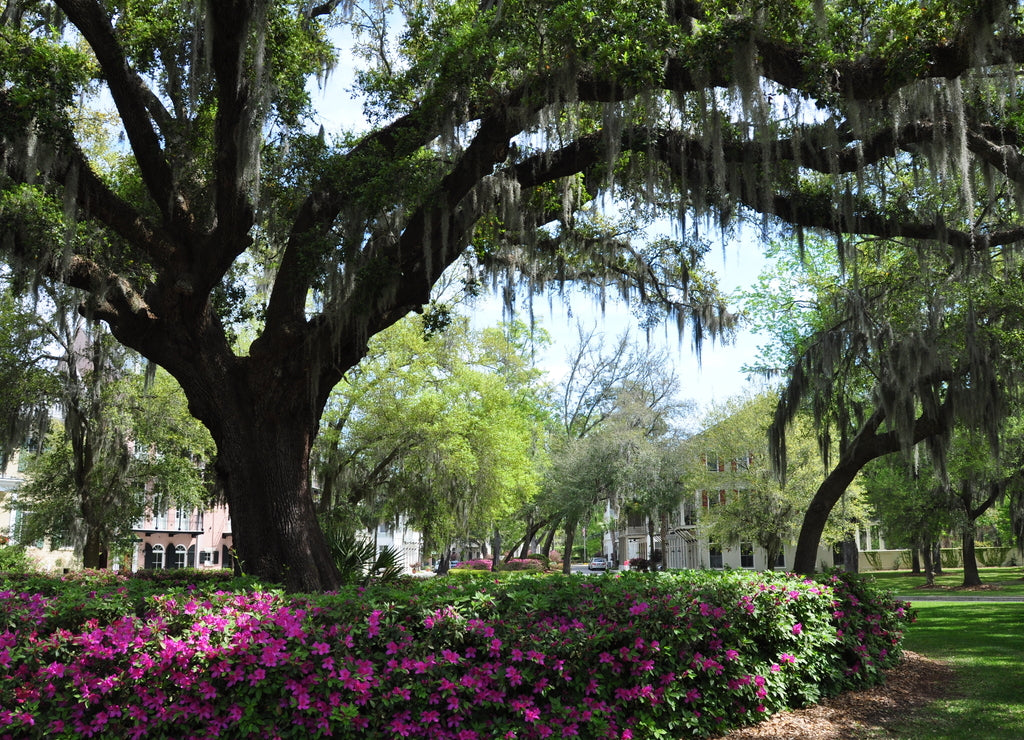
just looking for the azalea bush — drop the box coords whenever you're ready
[0,569,913,739]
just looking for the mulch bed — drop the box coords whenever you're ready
[710,651,957,739]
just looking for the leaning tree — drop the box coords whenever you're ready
[3,0,1024,589]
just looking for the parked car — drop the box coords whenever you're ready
[588,557,608,571]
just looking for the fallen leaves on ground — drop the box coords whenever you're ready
[711,651,956,740]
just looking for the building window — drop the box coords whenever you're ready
[740,542,754,568]
[150,544,165,569]
[154,508,168,530]
[10,506,43,548]
[701,490,727,508]
[709,545,723,569]
[775,549,785,569]
[683,498,697,526]
[706,454,723,472]
[174,545,187,569]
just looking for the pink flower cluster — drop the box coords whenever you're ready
[0,570,913,739]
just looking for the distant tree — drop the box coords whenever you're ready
[312,312,547,561]
[861,454,953,584]
[539,328,691,572]
[16,306,214,567]
[690,392,865,571]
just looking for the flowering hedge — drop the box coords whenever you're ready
[0,569,912,739]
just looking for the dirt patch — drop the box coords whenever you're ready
[710,651,957,740]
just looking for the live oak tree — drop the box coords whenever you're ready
[4,0,1024,588]
[752,229,1024,573]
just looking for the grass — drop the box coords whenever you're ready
[881,602,1024,739]
[866,566,1024,596]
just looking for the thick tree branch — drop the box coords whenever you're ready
[55,0,184,228]
[205,0,258,281]
[793,405,950,574]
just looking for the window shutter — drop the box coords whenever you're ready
[144,544,153,570]
[187,545,196,567]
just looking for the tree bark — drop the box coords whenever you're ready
[541,522,558,559]
[962,525,982,587]
[960,482,1002,587]
[911,547,921,574]
[152,335,348,592]
[922,540,935,586]
[793,408,947,575]
[562,518,576,575]
[82,526,107,569]
[659,511,670,571]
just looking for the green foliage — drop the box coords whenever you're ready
[320,521,404,587]
[690,391,866,565]
[16,358,214,561]
[313,313,549,551]
[0,537,29,572]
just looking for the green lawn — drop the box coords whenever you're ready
[880,601,1024,739]
[867,566,1024,597]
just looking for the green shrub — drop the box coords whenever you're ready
[0,569,913,739]
[0,541,29,572]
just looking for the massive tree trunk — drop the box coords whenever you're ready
[793,409,947,575]
[81,525,107,570]
[196,371,343,590]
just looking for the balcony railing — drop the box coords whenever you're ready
[134,513,205,533]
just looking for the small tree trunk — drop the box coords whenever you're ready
[765,542,780,573]
[491,525,501,571]
[911,548,921,574]
[659,511,670,571]
[962,525,982,587]
[82,526,107,570]
[647,518,656,567]
[562,518,577,574]
[933,542,943,575]
[541,522,558,559]
[922,540,935,586]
